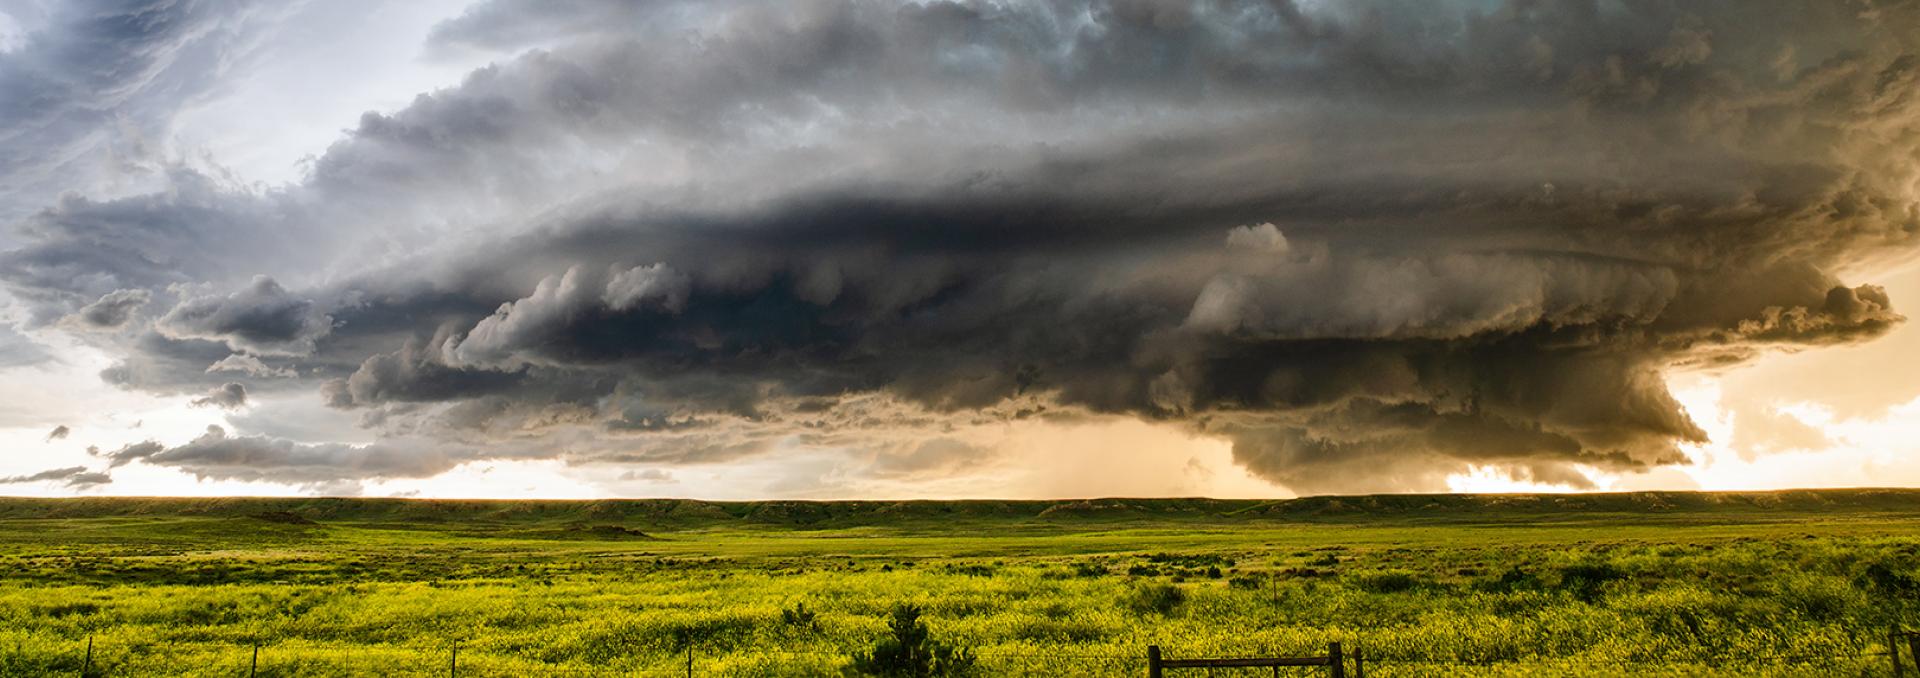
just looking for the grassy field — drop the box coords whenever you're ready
[1,490,1917,676]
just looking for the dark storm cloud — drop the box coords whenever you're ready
[7,0,1920,492]
[0,465,111,489]
[155,276,332,356]
[323,334,530,408]
[98,331,247,394]
[68,289,150,329]
[0,169,306,316]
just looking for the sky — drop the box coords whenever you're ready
[2,0,1919,500]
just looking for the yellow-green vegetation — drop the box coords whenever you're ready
[1,490,1917,676]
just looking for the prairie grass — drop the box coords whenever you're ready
[0,492,1914,676]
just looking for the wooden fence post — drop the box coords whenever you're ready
[1895,628,1907,678]
[1328,642,1343,678]
[1147,645,1163,678]
[1906,630,1920,678]
[1352,645,1364,678]
[687,644,695,678]
[449,644,459,678]
[249,642,259,678]
[78,636,92,678]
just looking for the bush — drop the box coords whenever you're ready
[1557,562,1627,603]
[781,601,819,630]
[1351,570,1423,594]
[1122,582,1187,615]
[845,603,977,677]
[1858,561,1918,595]
[1477,566,1542,593]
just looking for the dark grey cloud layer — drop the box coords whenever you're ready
[6,0,1920,494]
[156,276,332,356]
[70,289,150,329]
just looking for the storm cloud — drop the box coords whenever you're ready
[69,289,151,329]
[156,276,332,356]
[4,0,1919,494]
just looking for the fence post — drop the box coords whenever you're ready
[249,642,259,678]
[1147,645,1162,678]
[449,644,459,678]
[1895,628,1907,678]
[1328,642,1344,678]
[1352,645,1364,678]
[687,644,694,678]
[78,636,92,678]
[1907,631,1920,678]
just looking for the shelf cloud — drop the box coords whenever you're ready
[3,0,1917,494]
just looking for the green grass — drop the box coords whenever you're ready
[0,490,1917,676]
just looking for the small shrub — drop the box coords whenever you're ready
[942,564,995,577]
[845,603,977,677]
[1773,574,1860,622]
[781,601,820,630]
[1477,566,1542,593]
[1858,561,1918,594]
[1557,562,1627,603]
[1351,570,1423,594]
[1122,582,1187,615]
[1228,576,1263,590]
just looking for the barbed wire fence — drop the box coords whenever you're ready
[42,629,1916,677]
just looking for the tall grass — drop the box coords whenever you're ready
[0,500,1914,676]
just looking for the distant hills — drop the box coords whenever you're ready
[2,488,1918,530]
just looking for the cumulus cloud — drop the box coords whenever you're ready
[604,263,692,314]
[4,0,1920,493]
[443,263,689,368]
[324,335,528,409]
[156,276,332,356]
[1225,223,1289,254]
[45,425,69,441]
[96,440,164,468]
[68,289,151,329]
[618,468,676,483]
[190,382,248,409]
[206,354,297,379]
[0,465,111,489]
[100,425,461,488]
